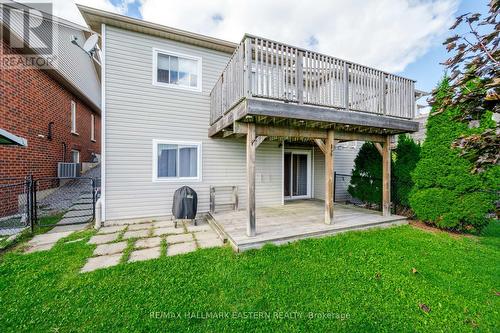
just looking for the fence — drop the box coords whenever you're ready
[0,177,32,237]
[0,176,99,238]
[334,172,414,216]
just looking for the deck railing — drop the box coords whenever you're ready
[210,35,416,125]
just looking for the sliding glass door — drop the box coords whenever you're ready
[284,150,311,200]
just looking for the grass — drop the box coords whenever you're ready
[0,222,498,332]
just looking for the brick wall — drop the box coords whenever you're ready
[0,39,101,180]
[0,39,101,217]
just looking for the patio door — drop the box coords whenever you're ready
[284,150,311,200]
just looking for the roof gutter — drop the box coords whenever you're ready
[77,4,238,54]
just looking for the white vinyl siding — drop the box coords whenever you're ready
[70,101,77,134]
[152,48,202,91]
[91,114,95,141]
[103,26,282,222]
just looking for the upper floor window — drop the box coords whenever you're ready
[91,114,95,141]
[70,101,77,134]
[153,48,202,92]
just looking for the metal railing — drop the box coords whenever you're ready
[210,35,415,125]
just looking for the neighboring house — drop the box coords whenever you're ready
[79,5,419,240]
[410,90,430,144]
[0,1,101,182]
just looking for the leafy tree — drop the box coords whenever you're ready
[348,142,384,206]
[393,135,421,209]
[410,78,497,233]
[439,0,499,172]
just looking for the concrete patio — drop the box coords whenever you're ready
[208,200,407,251]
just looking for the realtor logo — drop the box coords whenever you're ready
[0,1,57,69]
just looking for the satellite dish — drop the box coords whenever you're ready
[82,34,99,54]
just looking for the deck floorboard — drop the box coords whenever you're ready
[209,200,407,251]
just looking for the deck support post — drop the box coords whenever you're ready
[382,135,391,216]
[246,123,256,237]
[325,130,335,224]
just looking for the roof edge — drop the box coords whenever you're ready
[77,4,238,54]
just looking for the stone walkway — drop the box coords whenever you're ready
[81,220,224,273]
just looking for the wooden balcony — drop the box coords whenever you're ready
[209,34,418,137]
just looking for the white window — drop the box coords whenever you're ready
[71,150,80,163]
[153,140,201,182]
[91,114,95,141]
[70,101,77,134]
[152,48,202,91]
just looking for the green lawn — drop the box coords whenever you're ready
[0,222,499,332]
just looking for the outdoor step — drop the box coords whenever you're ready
[56,215,93,225]
[69,204,93,211]
[63,209,93,218]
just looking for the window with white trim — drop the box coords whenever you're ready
[91,114,95,141]
[153,140,201,181]
[153,48,202,91]
[71,150,80,163]
[70,101,77,134]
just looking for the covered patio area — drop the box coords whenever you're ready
[208,200,407,251]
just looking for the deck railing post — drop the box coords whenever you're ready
[344,63,349,110]
[244,37,253,97]
[296,51,304,104]
[380,72,386,115]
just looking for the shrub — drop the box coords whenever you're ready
[393,134,420,208]
[409,78,497,233]
[348,142,384,206]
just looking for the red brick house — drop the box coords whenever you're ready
[0,2,101,181]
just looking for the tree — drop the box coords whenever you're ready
[410,79,497,233]
[393,135,420,210]
[439,0,499,173]
[348,142,384,206]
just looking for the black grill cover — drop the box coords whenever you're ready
[172,186,198,219]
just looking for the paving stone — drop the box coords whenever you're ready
[88,233,119,245]
[93,241,128,256]
[186,223,213,233]
[135,237,162,249]
[153,221,175,228]
[129,247,161,262]
[24,243,55,253]
[167,241,197,256]
[48,224,87,234]
[193,231,219,242]
[97,225,126,234]
[166,233,194,244]
[28,231,73,246]
[122,229,150,239]
[81,254,122,273]
[153,226,184,236]
[198,238,224,249]
[126,223,154,231]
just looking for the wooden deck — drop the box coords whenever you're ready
[208,200,407,251]
[209,34,417,136]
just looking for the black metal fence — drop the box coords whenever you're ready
[0,177,33,237]
[0,176,99,238]
[333,172,414,216]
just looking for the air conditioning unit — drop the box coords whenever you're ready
[57,162,81,178]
